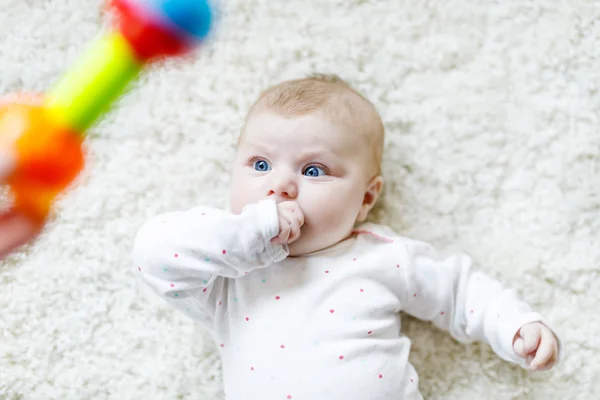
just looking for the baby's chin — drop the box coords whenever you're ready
[287,242,318,257]
[286,230,346,257]
[286,241,313,257]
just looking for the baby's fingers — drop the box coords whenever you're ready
[521,324,542,355]
[513,323,540,358]
[272,217,291,244]
[287,210,304,244]
[513,338,527,358]
[292,207,304,227]
[287,219,301,244]
[530,329,558,371]
[534,353,557,372]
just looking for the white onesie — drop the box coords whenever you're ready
[132,199,552,400]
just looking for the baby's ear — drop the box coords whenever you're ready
[357,176,384,222]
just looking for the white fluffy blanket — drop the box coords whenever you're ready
[0,0,597,399]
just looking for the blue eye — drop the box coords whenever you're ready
[253,159,271,172]
[303,165,326,177]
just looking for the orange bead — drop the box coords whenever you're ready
[8,181,62,225]
[0,101,84,222]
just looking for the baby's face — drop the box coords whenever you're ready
[230,111,374,256]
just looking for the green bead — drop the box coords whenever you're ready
[47,33,141,133]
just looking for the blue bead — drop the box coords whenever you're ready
[150,0,214,39]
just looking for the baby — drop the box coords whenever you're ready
[132,75,561,399]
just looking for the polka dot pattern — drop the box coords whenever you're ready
[144,226,487,398]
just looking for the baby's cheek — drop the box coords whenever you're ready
[309,188,360,231]
[229,176,257,214]
[229,196,244,214]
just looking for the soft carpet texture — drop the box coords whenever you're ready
[0,0,598,399]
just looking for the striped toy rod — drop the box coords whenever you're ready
[0,0,214,227]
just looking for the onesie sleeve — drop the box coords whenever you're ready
[131,198,287,322]
[398,237,562,368]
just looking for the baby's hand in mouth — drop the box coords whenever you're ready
[272,201,304,245]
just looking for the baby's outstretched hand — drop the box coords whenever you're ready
[513,322,558,372]
[271,201,304,245]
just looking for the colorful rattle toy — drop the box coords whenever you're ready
[0,0,213,226]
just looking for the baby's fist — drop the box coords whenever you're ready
[513,322,559,372]
[272,201,304,245]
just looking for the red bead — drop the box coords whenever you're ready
[108,0,192,62]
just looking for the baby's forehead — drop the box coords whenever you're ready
[242,111,358,147]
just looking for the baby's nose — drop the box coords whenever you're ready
[268,175,298,200]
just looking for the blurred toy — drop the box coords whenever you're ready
[0,0,214,225]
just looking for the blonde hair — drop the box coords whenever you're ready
[242,74,384,176]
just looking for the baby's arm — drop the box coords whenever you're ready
[399,238,561,370]
[131,198,288,318]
